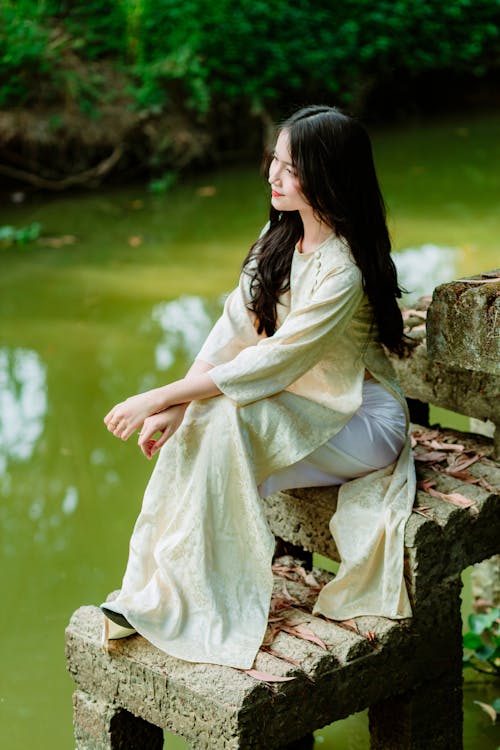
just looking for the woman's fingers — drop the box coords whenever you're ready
[140,438,156,459]
[138,420,159,447]
[150,429,171,456]
[105,403,140,441]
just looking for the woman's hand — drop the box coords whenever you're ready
[104,390,162,441]
[138,404,188,459]
[104,366,219,442]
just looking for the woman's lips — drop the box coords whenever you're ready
[271,190,283,197]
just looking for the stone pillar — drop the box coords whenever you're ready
[368,667,463,750]
[73,690,163,750]
[426,271,500,458]
[425,273,500,607]
[368,576,463,750]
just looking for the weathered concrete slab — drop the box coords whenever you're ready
[426,272,500,375]
[65,573,451,749]
[389,287,500,435]
[66,423,499,748]
[266,426,499,604]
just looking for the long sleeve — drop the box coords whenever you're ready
[209,261,364,406]
[195,267,262,366]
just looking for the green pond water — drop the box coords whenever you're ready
[1,112,499,749]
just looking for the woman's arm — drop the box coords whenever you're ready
[104,358,221,441]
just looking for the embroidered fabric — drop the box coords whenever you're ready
[103,235,416,669]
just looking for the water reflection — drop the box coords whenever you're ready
[394,244,458,305]
[0,347,47,474]
[152,294,220,370]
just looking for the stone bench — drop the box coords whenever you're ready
[66,426,500,749]
[66,272,500,748]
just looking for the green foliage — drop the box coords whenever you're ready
[463,606,500,676]
[133,0,500,115]
[2,0,500,128]
[148,170,178,194]
[0,222,42,247]
[0,1,53,106]
[46,0,128,60]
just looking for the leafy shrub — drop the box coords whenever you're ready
[134,0,500,116]
[0,222,42,247]
[0,1,54,106]
[463,606,500,677]
[46,0,128,59]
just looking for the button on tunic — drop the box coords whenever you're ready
[108,234,415,669]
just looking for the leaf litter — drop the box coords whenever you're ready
[411,427,498,516]
[250,558,379,684]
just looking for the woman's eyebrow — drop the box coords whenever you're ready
[272,151,294,167]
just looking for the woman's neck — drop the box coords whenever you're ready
[298,210,334,254]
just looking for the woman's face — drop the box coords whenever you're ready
[268,130,310,214]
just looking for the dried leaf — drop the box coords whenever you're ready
[282,581,301,604]
[243,669,296,683]
[272,564,302,582]
[427,440,464,452]
[417,480,479,513]
[417,479,437,492]
[335,619,360,635]
[260,646,303,669]
[414,450,449,463]
[473,700,497,723]
[478,476,498,493]
[304,571,321,588]
[426,487,479,513]
[412,429,440,442]
[262,623,283,646]
[442,469,480,483]
[412,506,434,518]
[446,452,482,471]
[280,622,329,650]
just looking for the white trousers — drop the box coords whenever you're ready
[258,379,407,498]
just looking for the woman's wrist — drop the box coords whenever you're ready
[154,373,220,410]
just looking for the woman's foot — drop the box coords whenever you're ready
[100,605,133,629]
[100,605,136,651]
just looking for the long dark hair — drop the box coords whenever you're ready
[243,105,406,355]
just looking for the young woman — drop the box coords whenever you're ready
[101,105,416,669]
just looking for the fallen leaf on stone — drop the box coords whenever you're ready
[414,450,449,463]
[423,483,478,513]
[304,571,321,588]
[412,429,440,442]
[473,700,497,723]
[478,476,498,493]
[446,452,482,471]
[417,480,437,492]
[442,469,480,482]
[281,580,300,604]
[412,506,434,518]
[260,646,303,669]
[272,564,302,581]
[427,439,464,452]
[243,669,296,683]
[335,619,360,635]
[270,595,295,616]
[280,622,328,650]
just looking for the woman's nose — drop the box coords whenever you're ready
[268,163,280,185]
